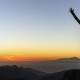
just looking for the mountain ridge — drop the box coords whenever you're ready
[56,57,80,61]
[0,65,46,80]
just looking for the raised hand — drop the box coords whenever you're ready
[69,8,80,24]
[69,8,74,13]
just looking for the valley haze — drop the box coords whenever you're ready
[0,57,80,73]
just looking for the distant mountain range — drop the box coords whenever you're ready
[56,57,80,61]
[25,57,80,73]
[0,57,80,73]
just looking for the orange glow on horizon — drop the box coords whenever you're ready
[0,50,80,61]
[0,45,80,61]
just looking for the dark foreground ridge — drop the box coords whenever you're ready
[0,65,80,80]
[0,65,46,80]
[61,69,80,80]
[40,69,80,80]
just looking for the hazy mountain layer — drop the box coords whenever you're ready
[0,57,80,73]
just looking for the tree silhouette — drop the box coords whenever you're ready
[69,8,80,24]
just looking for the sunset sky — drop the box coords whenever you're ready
[0,0,80,61]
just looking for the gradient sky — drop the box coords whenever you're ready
[0,0,80,61]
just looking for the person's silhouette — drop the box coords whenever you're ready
[69,8,80,24]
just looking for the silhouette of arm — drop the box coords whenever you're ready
[69,8,80,24]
